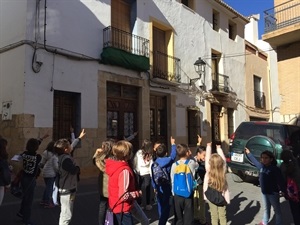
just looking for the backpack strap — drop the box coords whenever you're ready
[184,159,190,165]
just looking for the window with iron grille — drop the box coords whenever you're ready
[53,90,81,141]
[227,108,234,137]
[253,75,265,109]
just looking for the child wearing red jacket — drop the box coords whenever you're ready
[106,140,141,225]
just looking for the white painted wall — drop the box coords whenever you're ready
[1,0,248,133]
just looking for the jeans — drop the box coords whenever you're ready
[115,212,134,225]
[42,177,56,204]
[262,193,282,225]
[19,176,36,224]
[207,200,226,225]
[59,192,76,225]
[140,174,151,206]
[98,195,108,225]
[157,185,171,225]
[131,200,149,225]
[194,184,207,224]
[173,195,194,225]
[52,183,60,205]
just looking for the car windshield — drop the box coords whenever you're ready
[235,123,285,144]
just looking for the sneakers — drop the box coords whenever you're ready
[145,205,152,211]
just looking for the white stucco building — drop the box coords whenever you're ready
[0,0,249,166]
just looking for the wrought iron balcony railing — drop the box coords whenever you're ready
[152,51,181,83]
[103,26,150,57]
[264,0,300,33]
[254,90,266,109]
[212,73,230,93]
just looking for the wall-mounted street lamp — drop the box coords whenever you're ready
[194,57,206,76]
[190,57,206,85]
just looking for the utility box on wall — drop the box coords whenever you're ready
[2,101,12,120]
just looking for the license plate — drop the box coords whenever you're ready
[231,153,243,162]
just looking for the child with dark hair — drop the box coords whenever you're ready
[106,140,142,225]
[171,143,198,225]
[40,141,58,208]
[194,135,208,225]
[280,150,300,225]
[245,148,285,225]
[0,138,11,206]
[54,138,80,225]
[151,137,177,225]
[133,139,153,210]
[18,138,43,225]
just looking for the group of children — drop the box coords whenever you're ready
[1,130,299,225]
[0,128,86,225]
[93,135,230,225]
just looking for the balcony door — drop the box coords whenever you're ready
[111,0,132,51]
[153,27,168,79]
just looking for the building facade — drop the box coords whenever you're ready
[0,0,249,167]
[262,0,300,125]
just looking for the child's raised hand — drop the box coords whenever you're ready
[78,129,86,139]
[245,148,250,154]
[207,142,212,147]
[197,135,202,145]
[170,136,175,145]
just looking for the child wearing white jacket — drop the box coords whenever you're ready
[133,139,153,210]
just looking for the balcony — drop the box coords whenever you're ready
[211,73,230,94]
[101,26,150,71]
[263,0,300,47]
[254,90,266,109]
[152,51,181,83]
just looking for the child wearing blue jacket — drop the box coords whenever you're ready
[245,148,285,225]
[151,136,177,225]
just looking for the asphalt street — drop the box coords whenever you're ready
[0,174,294,225]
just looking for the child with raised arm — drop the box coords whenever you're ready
[171,143,198,225]
[151,136,177,225]
[245,148,285,225]
[54,139,80,225]
[105,140,142,225]
[203,142,229,225]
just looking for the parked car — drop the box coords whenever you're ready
[227,121,300,183]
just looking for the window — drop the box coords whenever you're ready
[53,90,81,141]
[181,0,194,10]
[228,21,237,40]
[213,10,219,31]
[253,75,265,109]
[188,109,200,145]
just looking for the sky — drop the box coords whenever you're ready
[223,0,274,38]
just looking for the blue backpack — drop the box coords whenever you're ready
[173,159,194,198]
[152,162,170,186]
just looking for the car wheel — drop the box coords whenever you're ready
[231,173,244,183]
